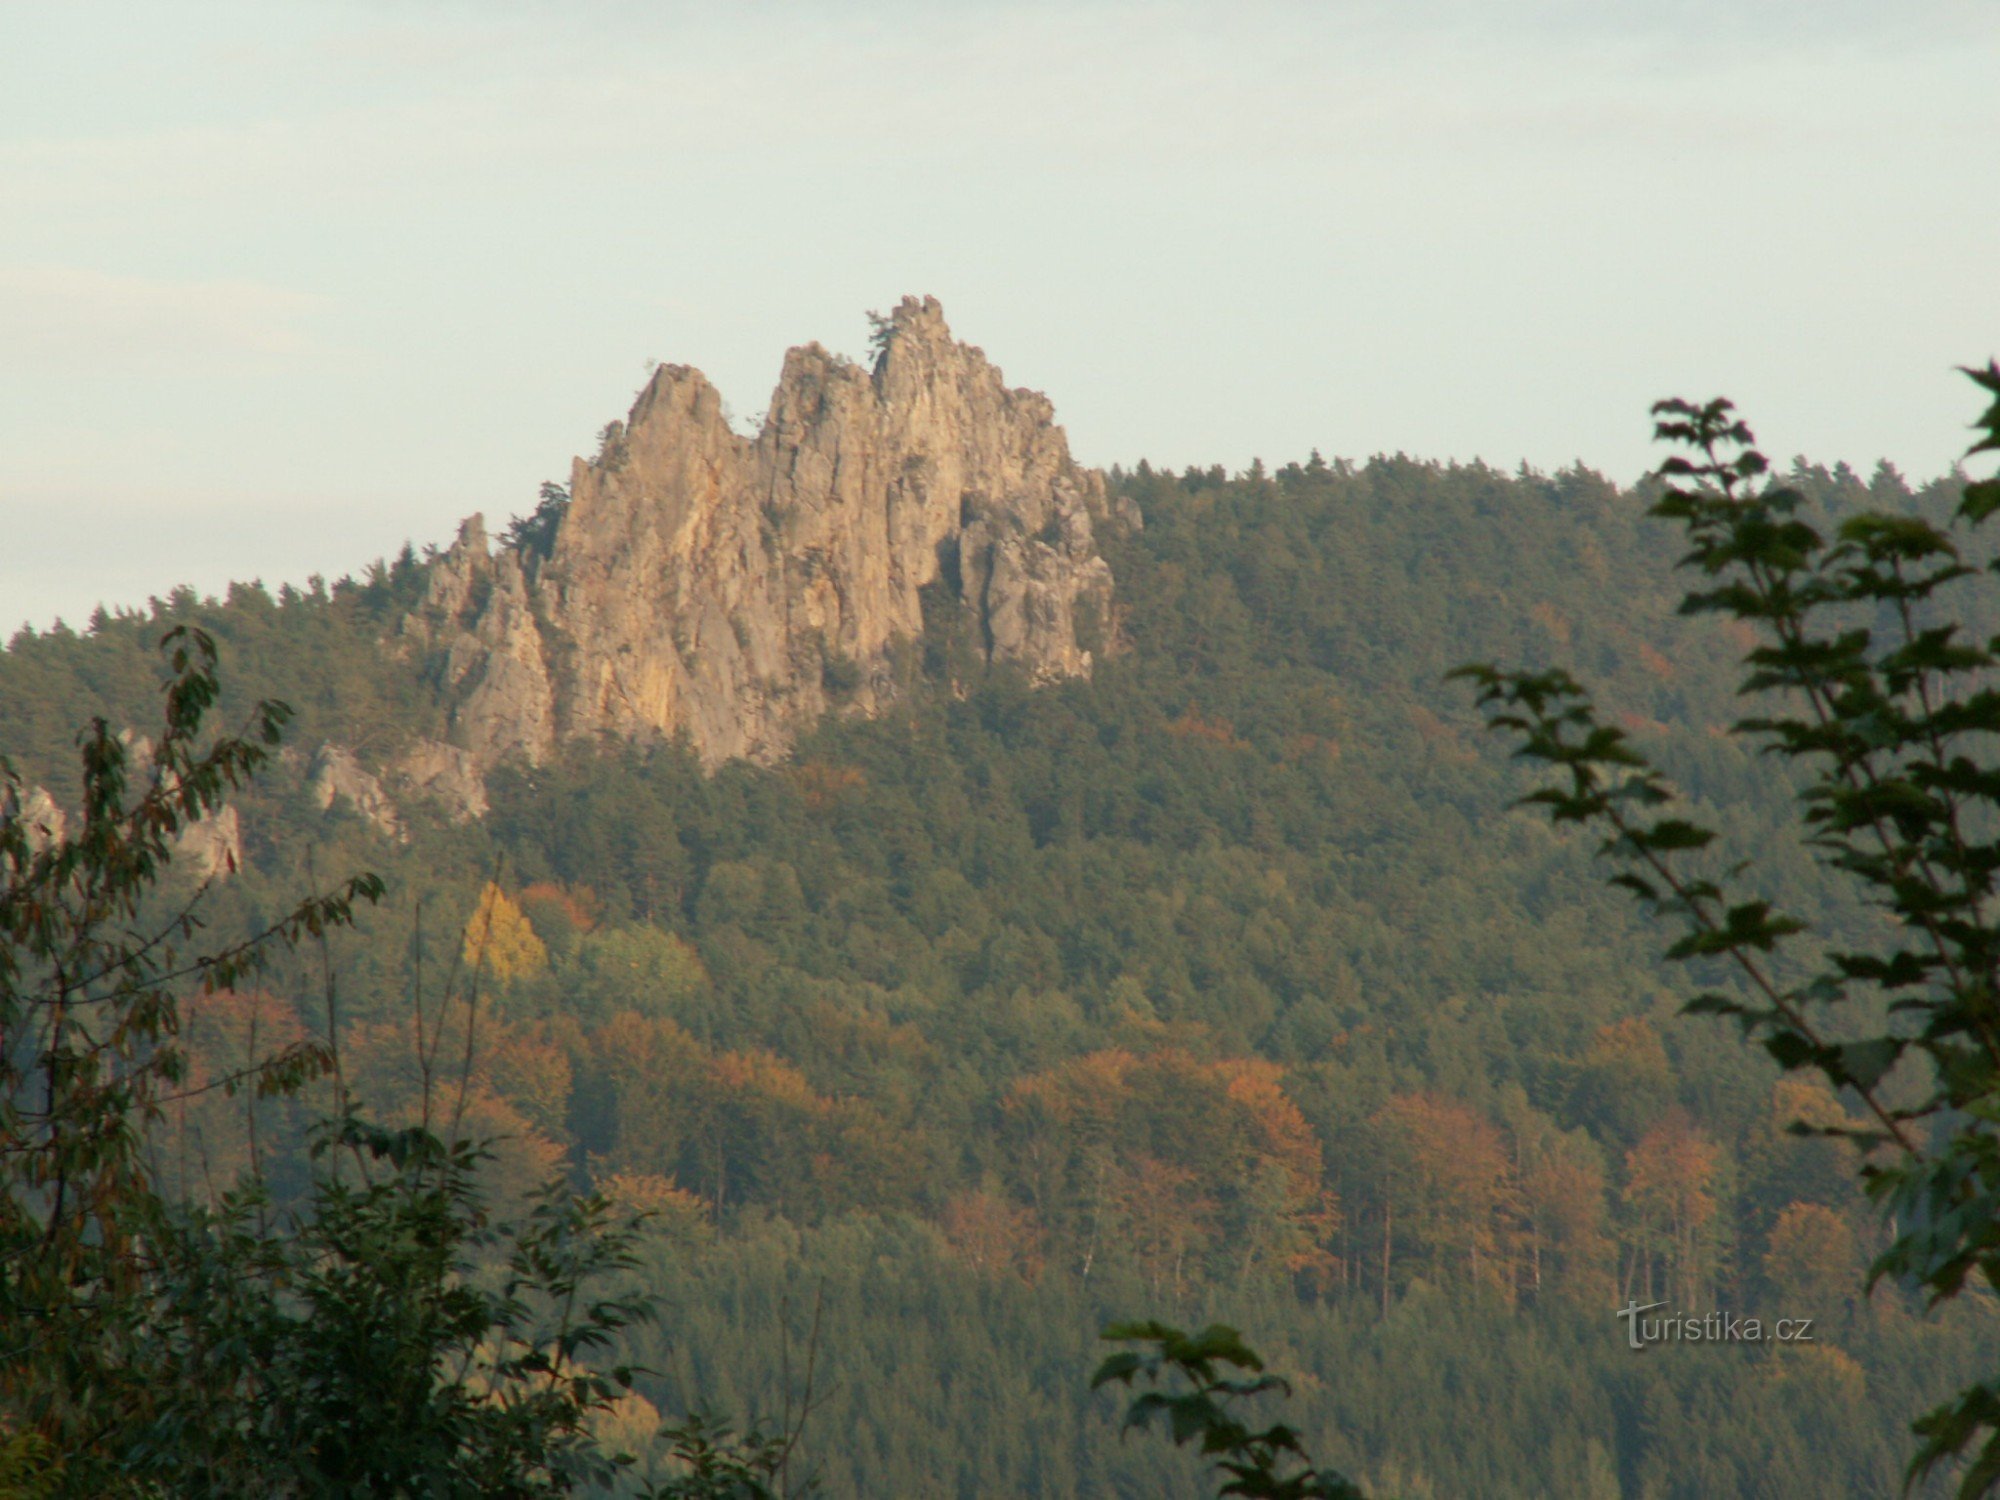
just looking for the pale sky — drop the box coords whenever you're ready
[3,1,1996,634]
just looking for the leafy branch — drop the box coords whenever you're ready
[1457,365,2000,1495]
[1093,1321,1365,1500]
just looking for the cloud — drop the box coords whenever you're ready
[0,265,324,368]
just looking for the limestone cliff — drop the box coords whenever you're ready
[408,297,1131,768]
[307,739,486,837]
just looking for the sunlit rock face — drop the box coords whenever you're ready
[174,804,240,879]
[410,296,1131,769]
[9,785,67,853]
[308,739,488,836]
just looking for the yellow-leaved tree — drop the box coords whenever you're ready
[463,882,548,984]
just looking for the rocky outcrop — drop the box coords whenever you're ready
[390,739,488,822]
[407,297,1130,769]
[405,517,558,765]
[310,739,489,836]
[174,805,241,880]
[4,785,68,854]
[310,745,403,837]
[6,776,236,878]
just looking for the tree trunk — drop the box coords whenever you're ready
[1380,1204,1393,1317]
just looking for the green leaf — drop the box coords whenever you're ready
[1833,1037,1905,1092]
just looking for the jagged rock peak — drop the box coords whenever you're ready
[410,296,1133,771]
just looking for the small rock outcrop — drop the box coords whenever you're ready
[4,785,68,854]
[174,805,241,880]
[390,739,488,822]
[6,778,236,879]
[407,297,1131,768]
[309,739,489,836]
[310,745,403,837]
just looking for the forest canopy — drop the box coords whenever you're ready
[2,444,1994,1496]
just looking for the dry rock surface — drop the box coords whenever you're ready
[405,296,1132,769]
[389,739,488,822]
[6,760,236,880]
[173,805,241,880]
[309,739,489,837]
[310,745,402,837]
[4,786,68,854]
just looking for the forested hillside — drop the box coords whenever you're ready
[2,450,1987,1497]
